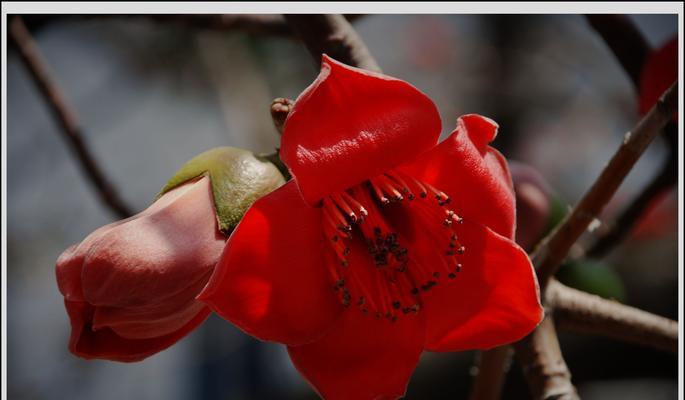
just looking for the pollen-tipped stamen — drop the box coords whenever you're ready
[331,193,358,223]
[321,171,466,322]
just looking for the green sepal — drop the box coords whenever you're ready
[159,147,286,234]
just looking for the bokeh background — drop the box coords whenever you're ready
[6,14,678,399]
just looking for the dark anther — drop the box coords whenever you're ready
[392,301,401,309]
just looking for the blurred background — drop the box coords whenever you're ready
[6,14,678,400]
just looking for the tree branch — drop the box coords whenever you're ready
[9,16,133,219]
[548,280,678,352]
[514,317,580,400]
[533,81,677,288]
[583,151,676,258]
[284,14,381,72]
[468,346,513,400]
[22,14,364,38]
[144,14,294,35]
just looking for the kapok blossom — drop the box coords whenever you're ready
[57,177,225,362]
[56,147,285,362]
[199,56,543,399]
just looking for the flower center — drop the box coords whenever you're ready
[321,169,465,322]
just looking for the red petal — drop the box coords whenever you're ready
[77,177,224,309]
[639,37,677,120]
[198,181,343,346]
[420,220,542,351]
[401,114,516,239]
[287,308,425,400]
[65,299,211,362]
[91,272,211,339]
[281,55,441,204]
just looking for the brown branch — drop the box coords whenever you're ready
[585,14,650,87]
[143,14,294,35]
[9,16,133,219]
[22,14,364,37]
[156,14,364,35]
[548,280,678,352]
[514,317,580,400]
[533,81,677,288]
[284,14,381,72]
[468,347,513,400]
[584,152,676,258]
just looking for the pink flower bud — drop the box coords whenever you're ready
[510,162,552,252]
[56,176,226,362]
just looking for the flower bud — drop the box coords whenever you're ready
[510,161,553,252]
[56,147,285,362]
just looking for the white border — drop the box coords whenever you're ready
[1,3,683,400]
[0,2,683,15]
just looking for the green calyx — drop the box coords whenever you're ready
[159,147,286,235]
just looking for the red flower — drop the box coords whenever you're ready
[199,56,543,399]
[56,177,226,362]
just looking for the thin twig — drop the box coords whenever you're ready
[533,81,677,288]
[584,153,676,258]
[514,317,580,400]
[548,280,678,352]
[9,16,133,219]
[468,347,513,400]
[143,14,294,35]
[22,14,364,37]
[284,14,381,72]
